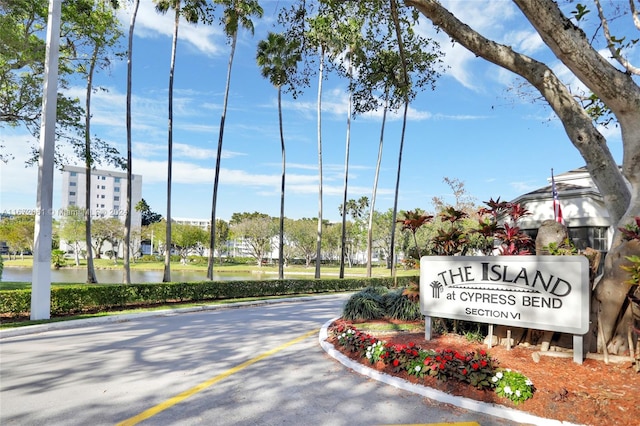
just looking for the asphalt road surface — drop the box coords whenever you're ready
[1,294,524,425]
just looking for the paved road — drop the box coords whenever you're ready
[1,295,525,425]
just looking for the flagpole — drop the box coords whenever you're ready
[551,168,556,221]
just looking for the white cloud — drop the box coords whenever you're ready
[118,1,225,57]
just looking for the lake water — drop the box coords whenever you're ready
[1,267,273,283]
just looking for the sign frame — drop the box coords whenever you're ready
[420,255,590,335]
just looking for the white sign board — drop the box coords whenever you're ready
[420,256,589,334]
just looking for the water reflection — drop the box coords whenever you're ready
[2,267,271,283]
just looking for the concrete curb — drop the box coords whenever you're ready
[0,296,323,339]
[319,318,583,426]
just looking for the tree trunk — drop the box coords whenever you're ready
[339,58,353,279]
[315,47,324,279]
[123,0,140,285]
[208,30,238,280]
[164,4,181,283]
[367,97,388,278]
[278,85,285,280]
[84,45,99,284]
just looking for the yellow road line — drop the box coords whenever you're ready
[116,328,319,426]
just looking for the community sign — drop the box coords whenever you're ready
[420,256,590,335]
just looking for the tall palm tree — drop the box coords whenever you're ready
[256,32,300,280]
[337,16,363,279]
[123,0,141,284]
[207,0,263,280]
[154,0,209,282]
[306,14,337,279]
[73,0,122,283]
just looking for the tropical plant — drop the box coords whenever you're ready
[397,210,433,260]
[51,249,66,269]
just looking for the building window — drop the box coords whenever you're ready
[69,201,76,206]
[101,176,106,180]
[101,185,106,190]
[115,177,121,183]
[69,191,75,196]
[114,205,119,211]
[100,204,105,208]
[593,227,608,251]
[70,171,77,177]
[114,196,120,201]
[97,184,100,189]
[69,182,76,187]
[114,187,120,192]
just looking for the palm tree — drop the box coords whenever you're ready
[73,0,123,283]
[337,16,363,279]
[256,32,300,279]
[123,0,141,284]
[207,0,263,280]
[154,0,210,282]
[306,14,336,279]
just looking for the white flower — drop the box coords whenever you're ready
[414,366,421,372]
[341,333,346,338]
[504,386,513,395]
[516,390,521,397]
[525,379,533,386]
[366,353,372,359]
[496,371,503,379]
[491,376,499,383]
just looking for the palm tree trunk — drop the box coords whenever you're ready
[278,85,285,279]
[208,30,238,280]
[85,44,99,284]
[339,59,353,279]
[315,48,324,279]
[367,95,389,277]
[123,0,140,285]
[163,3,180,283]
[390,99,409,279]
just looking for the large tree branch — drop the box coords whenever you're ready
[513,0,640,113]
[594,0,640,76]
[405,0,630,224]
[513,0,640,191]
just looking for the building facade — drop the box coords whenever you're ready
[510,167,619,262]
[61,165,143,227]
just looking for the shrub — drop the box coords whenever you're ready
[385,289,422,321]
[342,286,388,320]
[0,276,418,317]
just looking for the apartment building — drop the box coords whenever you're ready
[60,165,143,228]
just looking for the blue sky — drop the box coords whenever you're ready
[1,0,628,223]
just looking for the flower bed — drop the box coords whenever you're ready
[330,321,534,405]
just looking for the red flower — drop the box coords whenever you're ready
[462,368,467,375]
[480,360,487,367]
[409,342,415,348]
[393,359,399,367]
[472,363,479,370]
[480,349,487,356]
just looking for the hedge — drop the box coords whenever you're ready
[0,276,418,317]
